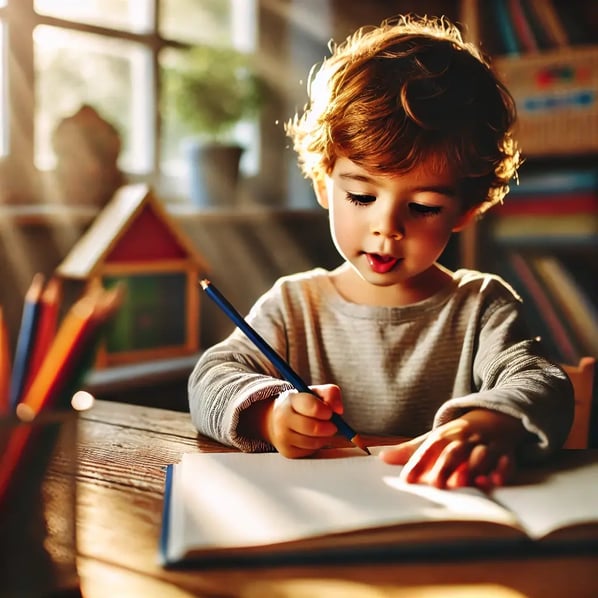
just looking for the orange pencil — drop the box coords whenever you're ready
[0,306,11,414]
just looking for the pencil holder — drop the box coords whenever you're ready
[0,408,81,598]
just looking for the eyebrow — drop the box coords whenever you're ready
[337,171,458,197]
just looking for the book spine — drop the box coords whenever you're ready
[497,192,598,216]
[492,214,598,243]
[527,0,569,47]
[510,169,598,196]
[519,0,553,50]
[493,0,520,55]
[507,0,538,53]
[530,256,598,357]
[505,252,579,363]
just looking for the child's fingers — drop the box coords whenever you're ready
[309,384,344,414]
[379,434,428,465]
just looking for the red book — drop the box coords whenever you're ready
[497,192,598,216]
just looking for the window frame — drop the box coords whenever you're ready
[0,0,254,205]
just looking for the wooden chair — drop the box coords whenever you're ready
[561,356,596,449]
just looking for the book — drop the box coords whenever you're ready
[504,252,580,363]
[159,447,598,567]
[509,168,598,196]
[529,255,598,358]
[507,0,538,52]
[492,213,598,246]
[492,0,520,55]
[498,191,598,216]
[527,0,568,47]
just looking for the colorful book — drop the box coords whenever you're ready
[530,256,598,357]
[507,0,538,52]
[8,274,45,409]
[509,169,598,196]
[493,0,520,55]
[504,252,579,363]
[497,192,598,216]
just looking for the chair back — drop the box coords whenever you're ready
[561,357,596,449]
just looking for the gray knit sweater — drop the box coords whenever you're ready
[189,268,574,459]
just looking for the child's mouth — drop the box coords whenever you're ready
[366,253,400,274]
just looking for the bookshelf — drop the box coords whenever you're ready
[459,0,598,350]
[458,1,598,443]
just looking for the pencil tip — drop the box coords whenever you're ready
[199,279,210,289]
[352,434,371,455]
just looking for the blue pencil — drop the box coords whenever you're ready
[200,279,370,454]
[9,273,45,408]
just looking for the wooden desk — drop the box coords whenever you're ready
[76,400,598,598]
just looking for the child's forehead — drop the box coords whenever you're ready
[331,155,460,183]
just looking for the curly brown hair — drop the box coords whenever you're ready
[286,14,521,215]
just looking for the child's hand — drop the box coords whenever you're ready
[379,409,526,490]
[264,384,344,458]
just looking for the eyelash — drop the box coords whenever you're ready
[346,192,375,206]
[410,203,443,218]
[345,193,443,217]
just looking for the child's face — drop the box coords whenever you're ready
[316,156,471,294]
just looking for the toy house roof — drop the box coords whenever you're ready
[56,183,209,280]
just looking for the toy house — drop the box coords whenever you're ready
[56,183,209,367]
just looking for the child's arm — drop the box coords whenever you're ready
[380,409,528,489]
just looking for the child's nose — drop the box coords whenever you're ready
[371,206,404,239]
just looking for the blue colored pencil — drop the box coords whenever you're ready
[200,279,370,454]
[9,273,45,409]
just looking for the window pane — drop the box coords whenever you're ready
[34,0,153,33]
[34,25,153,174]
[161,0,232,45]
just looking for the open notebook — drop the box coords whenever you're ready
[159,447,598,567]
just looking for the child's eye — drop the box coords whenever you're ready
[409,203,443,217]
[346,192,376,206]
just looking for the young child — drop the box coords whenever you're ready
[188,15,574,490]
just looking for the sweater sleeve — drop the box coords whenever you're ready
[188,287,295,452]
[434,300,575,461]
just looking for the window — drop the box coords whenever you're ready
[0,0,257,204]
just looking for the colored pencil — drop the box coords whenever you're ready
[16,284,124,421]
[9,273,45,408]
[23,276,61,394]
[0,307,11,414]
[200,279,370,454]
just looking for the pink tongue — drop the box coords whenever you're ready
[367,254,397,273]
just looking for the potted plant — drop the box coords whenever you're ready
[162,44,264,208]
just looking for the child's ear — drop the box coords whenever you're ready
[313,176,329,209]
[452,207,477,232]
